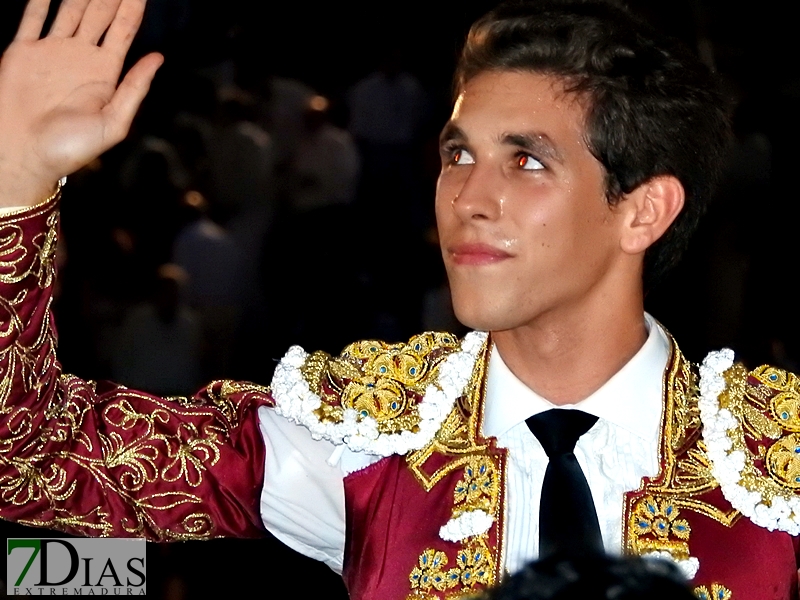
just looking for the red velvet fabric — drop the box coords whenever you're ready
[688,488,797,599]
[343,448,505,600]
[0,198,273,540]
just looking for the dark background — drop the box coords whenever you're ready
[0,0,797,597]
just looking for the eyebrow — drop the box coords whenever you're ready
[439,122,465,146]
[501,132,564,163]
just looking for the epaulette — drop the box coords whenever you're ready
[269,331,487,458]
[699,350,800,534]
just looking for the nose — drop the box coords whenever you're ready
[449,164,503,222]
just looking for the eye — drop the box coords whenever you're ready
[517,153,545,171]
[452,149,475,165]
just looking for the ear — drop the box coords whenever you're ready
[618,175,685,255]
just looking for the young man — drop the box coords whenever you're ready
[0,1,796,599]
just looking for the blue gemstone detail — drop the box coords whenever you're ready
[658,522,666,530]
[783,412,790,420]
[464,573,471,579]
[666,506,673,516]
[647,504,656,514]
[379,366,387,373]
[639,521,648,528]
[414,344,421,351]
[795,447,800,454]
[422,555,428,565]
[366,383,374,388]
[409,367,416,375]
[795,477,800,483]
[370,347,377,352]
[675,524,686,531]
[770,373,778,380]
[391,402,398,410]
[717,592,725,600]
[360,410,369,417]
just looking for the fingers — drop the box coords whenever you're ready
[102,0,146,59]
[76,0,124,45]
[14,0,51,41]
[101,52,163,146]
[48,0,91,38]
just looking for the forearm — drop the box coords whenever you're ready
[0,195,273,540]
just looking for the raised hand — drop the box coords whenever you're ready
[0,0,163,207]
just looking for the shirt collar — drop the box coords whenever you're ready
[482,313,670,442]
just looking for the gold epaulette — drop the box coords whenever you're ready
[699,350,800,534]
[269,331,488,459]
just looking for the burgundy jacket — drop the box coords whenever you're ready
[0,197,797,599]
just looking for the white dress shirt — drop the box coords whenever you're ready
[484,314,669,572]
[257,314,670,574]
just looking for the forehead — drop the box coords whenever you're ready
[449,71,590,145]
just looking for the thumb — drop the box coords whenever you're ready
[101,52,164,147]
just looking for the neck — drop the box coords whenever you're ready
[491,291,647,405]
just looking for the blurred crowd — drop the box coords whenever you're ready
[0,0,798,597]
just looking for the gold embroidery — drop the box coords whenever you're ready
[34,212,58,289]
[307,332,462,435]
[19,506,112,536]
[409,549,457,592]
[628,496,691,558]
[694,584,732,600]
[623,337,740,562]
[407,343,491,491]
[753,366,800,433]
[405,339,502,598]
[409,538,494,597]
[766,433,800,489]
[718,364,800,497]
[452,457,499,517]
[0,202,268,540]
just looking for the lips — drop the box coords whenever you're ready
[448,243,513,266]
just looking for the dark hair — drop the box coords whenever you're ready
[481,554,697,600]
[456,0,731,288]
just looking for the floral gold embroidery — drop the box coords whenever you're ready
[624,338,737,579]
[694,583,732,600]
[766,433,800,489]
[0,199,272,540]
[453,457,498,516]
[409,538,494,597]
[34,212,58,289]
[753,366,800,433]
[629,496,691,558]
[700,353,800,534]
[271,331,487,458]
[409,549,458,592]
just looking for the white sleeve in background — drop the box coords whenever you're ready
[257,405,347,573]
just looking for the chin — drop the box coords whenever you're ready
[450,297,520,333]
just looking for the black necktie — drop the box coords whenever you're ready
[526,409,604,559]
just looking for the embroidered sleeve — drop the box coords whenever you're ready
[0,196,273,541]
[699,350,800,534]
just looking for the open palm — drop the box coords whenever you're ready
[0,0,162,207]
